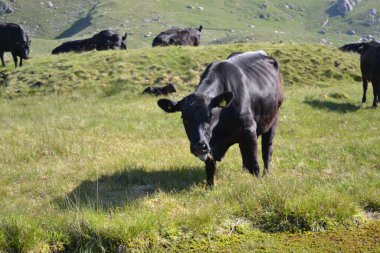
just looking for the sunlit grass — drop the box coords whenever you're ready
[0,44,379,252]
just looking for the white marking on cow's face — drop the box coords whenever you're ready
[198,153,208,161]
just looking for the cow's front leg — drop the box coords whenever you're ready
[11,52,18,67]
[362,78,368,103]
[205,158,216,186]
[240,129,260,177]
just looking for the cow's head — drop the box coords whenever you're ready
[16,40,31,59]
[158,92,234,161]
[165,83,177,93]
[120,33,127,49]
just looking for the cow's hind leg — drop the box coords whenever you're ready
[262,116,279,177]
[372,82,380,108]
[11,52,18,67]
[239,129,260,177]
[362,78,368,103]
[0,51,5,67]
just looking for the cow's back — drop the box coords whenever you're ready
[361,44,380,82]
[197,51,283,135]
[0,23,27,51]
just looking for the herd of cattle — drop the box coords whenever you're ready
[0,22,379,185]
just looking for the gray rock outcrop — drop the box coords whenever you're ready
[0,1,14,15]
[336,0,361,16]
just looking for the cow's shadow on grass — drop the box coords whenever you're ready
[55,166,205,211]
[304,98,360,113]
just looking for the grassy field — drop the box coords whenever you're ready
[0,44,379,252]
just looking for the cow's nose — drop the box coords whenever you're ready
[191,141,209,155]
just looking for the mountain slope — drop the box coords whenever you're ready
[1,0,380,51]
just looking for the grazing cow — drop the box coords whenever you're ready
[152,26,202,47]
[0,23,31,67]
[158,51,284,186]
[360,41,380,107]
[143,83,177,96]
[52,30,127,54]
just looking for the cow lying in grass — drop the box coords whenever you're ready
[52,30,127,54]
[143,83,177,96]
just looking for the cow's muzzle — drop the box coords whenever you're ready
[191,141,210,161]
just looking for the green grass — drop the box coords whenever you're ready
[0,44,379,252]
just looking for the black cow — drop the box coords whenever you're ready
[339,41,380,54]
[360,41,380,107]
[52,30,127,55]
[339,42,366,53]
[158,51,284,186]
[0,23,30,67]
[143,83,177,96]
[91,30,127,51]
[152,26,202,47]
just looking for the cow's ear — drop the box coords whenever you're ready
[210,92,234,109]
[158,99,180,113]
[199,25,203,32]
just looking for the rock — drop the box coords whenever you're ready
[369,8,377,17]
[0,1,14,15]
[186,5,194,9]
[346,30,356,35]
[248,25,255,29]
[47,1,53,8]
[322,18,329,27]
[319,30,327,34]
[144,32,152,38]
[198,6,203,11]
[336,0,361,16]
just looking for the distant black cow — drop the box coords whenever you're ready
[143,83,177,96]
[152,26,202,47]
[0,23,30,67]
[360,41,380,107]
[339,42,366,53]
[52,30,127,54]
[158,51,284,186]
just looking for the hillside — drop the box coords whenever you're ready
[0,44,379,252]
[1,0,380,52]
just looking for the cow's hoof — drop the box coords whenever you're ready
[206,184,214,190]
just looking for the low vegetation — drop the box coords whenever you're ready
[0,44,379,252]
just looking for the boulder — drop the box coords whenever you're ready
[0,1,14,15]
[368,8,377,17]
[336,0,361,16]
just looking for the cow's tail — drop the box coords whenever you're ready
[269,57,284,107]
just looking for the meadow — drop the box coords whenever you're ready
[0,44,379,252]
